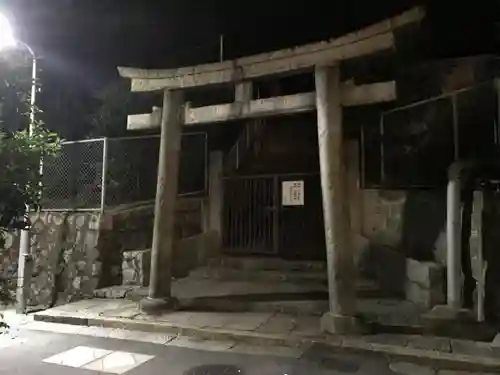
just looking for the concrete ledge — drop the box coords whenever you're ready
[33,312,500,372]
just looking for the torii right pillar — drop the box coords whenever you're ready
[315,65,360,334]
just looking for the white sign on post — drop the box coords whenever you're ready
[282,181,304,206]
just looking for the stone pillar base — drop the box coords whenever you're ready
[321,312,363,335]
[140,297,179,315]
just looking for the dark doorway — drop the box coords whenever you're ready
[222,173,326,260]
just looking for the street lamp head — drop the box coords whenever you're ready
[0,13,16,50]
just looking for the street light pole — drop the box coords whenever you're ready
[0,14,38,313]
[16,42,37,314]
[20,42,37,135]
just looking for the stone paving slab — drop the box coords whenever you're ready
[32,299,500,372]
[292,316,322,337]
[217,312,272,331]
[408,336,452,353]
[17,320,304,359]
[95,285,423,331]
[255,314,296,335]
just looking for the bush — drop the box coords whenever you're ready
[0,49,61,306]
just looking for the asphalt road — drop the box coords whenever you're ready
[0,327,407,375]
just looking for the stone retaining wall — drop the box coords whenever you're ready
[0,198,204,309]
[405,258,445,309]
[359,190,407,249]
[98,198,204,288]
[348,168,447,308]
[0,232,21,302]
[121,230,220,286]
[346,141,447,265]
[1,212,104,309]
[172,230,220,279]
[356,189,447,262]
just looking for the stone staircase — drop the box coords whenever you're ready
[190,257,327,284]
[188,256,386,300]
[96,255,424,329]
[182,257,425,326]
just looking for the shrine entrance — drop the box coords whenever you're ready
[222,173,326,260]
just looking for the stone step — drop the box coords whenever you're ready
[182,298,424,325]
[208,256,326,273]
[181,298,328,315]
[190,265,384,298]
[189,266,327,284]
[358,299,424,330]
[92,286,424,328]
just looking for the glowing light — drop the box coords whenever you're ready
[0,13,16,50]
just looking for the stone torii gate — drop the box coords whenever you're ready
[118,7,424,334]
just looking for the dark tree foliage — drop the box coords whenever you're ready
[89,80,160,138]
[0,50,60,304]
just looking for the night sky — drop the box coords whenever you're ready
[1,0,497,89]
[0,0,425,88]
[0,0,497,137]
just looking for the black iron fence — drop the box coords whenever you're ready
[222,173,326,260]
[362,82,497,188]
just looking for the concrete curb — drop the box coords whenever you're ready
[33,313,500,372]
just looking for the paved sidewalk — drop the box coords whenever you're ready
[31,298,500,372]
[1,325,495,375]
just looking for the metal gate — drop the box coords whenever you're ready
[222,173,326,260]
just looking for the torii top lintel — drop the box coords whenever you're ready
[118,7,425,92]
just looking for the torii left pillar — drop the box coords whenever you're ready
[315,65,360,334]
[141,89,183,313]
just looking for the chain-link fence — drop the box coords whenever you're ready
[41,133,207,211]
[105,136,160,207]
[42,139,105,210]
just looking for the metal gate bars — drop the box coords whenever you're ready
[222,173,326,260]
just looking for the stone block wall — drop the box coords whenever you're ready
[352,189,447,308]
[172,230,220,279]
[120,230,220,286]
[346,141,447,308]
[351,187,447,263]
[98,198,204,288]
[359,190,407,249]
[0,197,205,308]
[405,258,445,309]
[98,204,155,288]
[0,232,21,302]
[5,212,104,310]
[122,249,151,286]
